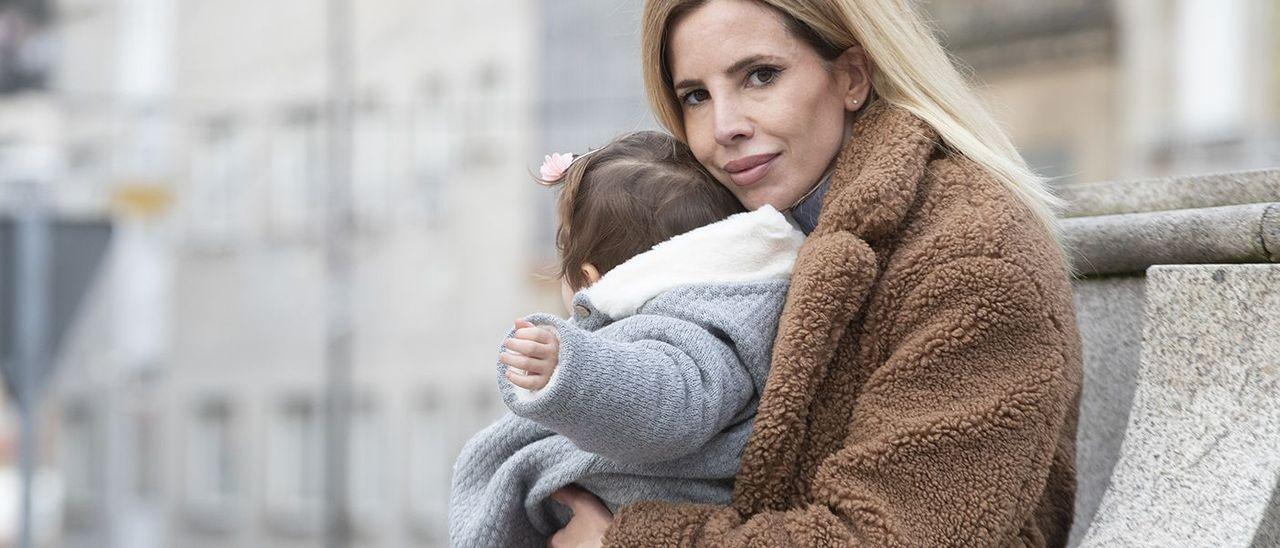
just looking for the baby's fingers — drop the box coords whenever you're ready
[499,351,552,376]
[503,337,550,359]
[505,368,548,391]
[513,325,558,345]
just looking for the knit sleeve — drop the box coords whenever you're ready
[604,255,1075,546]
[498,312,756,465]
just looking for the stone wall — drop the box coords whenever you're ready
[1061,168,1280,546]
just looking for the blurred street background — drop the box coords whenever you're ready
[0,1,1276,547]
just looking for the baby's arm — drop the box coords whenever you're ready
[496,312,756,464]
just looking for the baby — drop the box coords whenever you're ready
[448,130,805,547]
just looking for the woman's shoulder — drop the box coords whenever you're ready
[891,152,1072,290]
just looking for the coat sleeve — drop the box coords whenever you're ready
[498,312,757,465]
[603,255,1075,547]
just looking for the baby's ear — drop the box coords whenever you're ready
[581,263,602,285]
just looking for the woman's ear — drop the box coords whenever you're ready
[835,45,873,112]
[581,263,602,285]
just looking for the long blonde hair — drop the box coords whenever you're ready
[641,0,1065,248]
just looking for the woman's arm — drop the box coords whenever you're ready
[499,312,756,464]
[600,255,1075,546]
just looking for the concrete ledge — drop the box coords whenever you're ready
[1058,168,1280,217]
[1063,203,1280,276]
[1079,265,1280,547]
[1068,276,1146,546]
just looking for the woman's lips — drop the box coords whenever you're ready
[724,153,780,187]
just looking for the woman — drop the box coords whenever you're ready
[551,0,1082,546]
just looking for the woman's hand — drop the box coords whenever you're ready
[549,485,613,548]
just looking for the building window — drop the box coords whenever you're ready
[349,394,386,530]
[412,83,454,228]
[132,405,161,500]
[457,60,508,167]
[266,107,323,242]
[354,104,395,233]
[187,119,248,249]
[61,398,101,530]
[183,397,238,531]
[266,395,321,533]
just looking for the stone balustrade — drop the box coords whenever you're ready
[1061,168,1280,547]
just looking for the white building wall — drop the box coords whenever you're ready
[49,1,550,547]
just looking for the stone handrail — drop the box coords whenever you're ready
[1058,168,1280,217]
[1063,203,1280,276]
[1058,168,1280,276]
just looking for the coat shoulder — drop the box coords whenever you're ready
[892,153,1070,289]
[866,151,1083,390]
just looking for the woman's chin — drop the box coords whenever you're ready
[737,188,798,212]
[738,196,773,211]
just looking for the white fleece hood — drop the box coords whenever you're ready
[581,205,806,319]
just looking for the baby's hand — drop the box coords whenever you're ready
[500,319,560,391]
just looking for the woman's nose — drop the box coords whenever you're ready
[712,98,753,146]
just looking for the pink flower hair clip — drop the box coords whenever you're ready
[539,152,575,184]
[537,147,603,185]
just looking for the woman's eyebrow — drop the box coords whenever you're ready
[673,54,784,92]
[673,76,702,93]
[724,54,780,76]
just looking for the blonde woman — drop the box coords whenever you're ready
[547,0,1083,546]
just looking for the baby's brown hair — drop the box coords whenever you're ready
[541,131,745,291]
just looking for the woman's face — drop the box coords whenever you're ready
[668,0,862,210]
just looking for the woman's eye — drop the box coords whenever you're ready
[681,89,710,106]
[747,67,780,87]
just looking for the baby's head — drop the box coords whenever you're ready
[541,131,745,297]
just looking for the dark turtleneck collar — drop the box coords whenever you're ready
[787,174,831,235]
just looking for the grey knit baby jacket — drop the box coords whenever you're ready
[448,206,804,547]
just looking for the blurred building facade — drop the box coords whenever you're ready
[26,0,552,547]
[933,0,1280,184]
[0,1,1275,548]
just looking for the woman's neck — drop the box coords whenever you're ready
[786,172,832,235]
[786,108,861,235]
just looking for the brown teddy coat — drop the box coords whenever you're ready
[603,102,1083,547]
